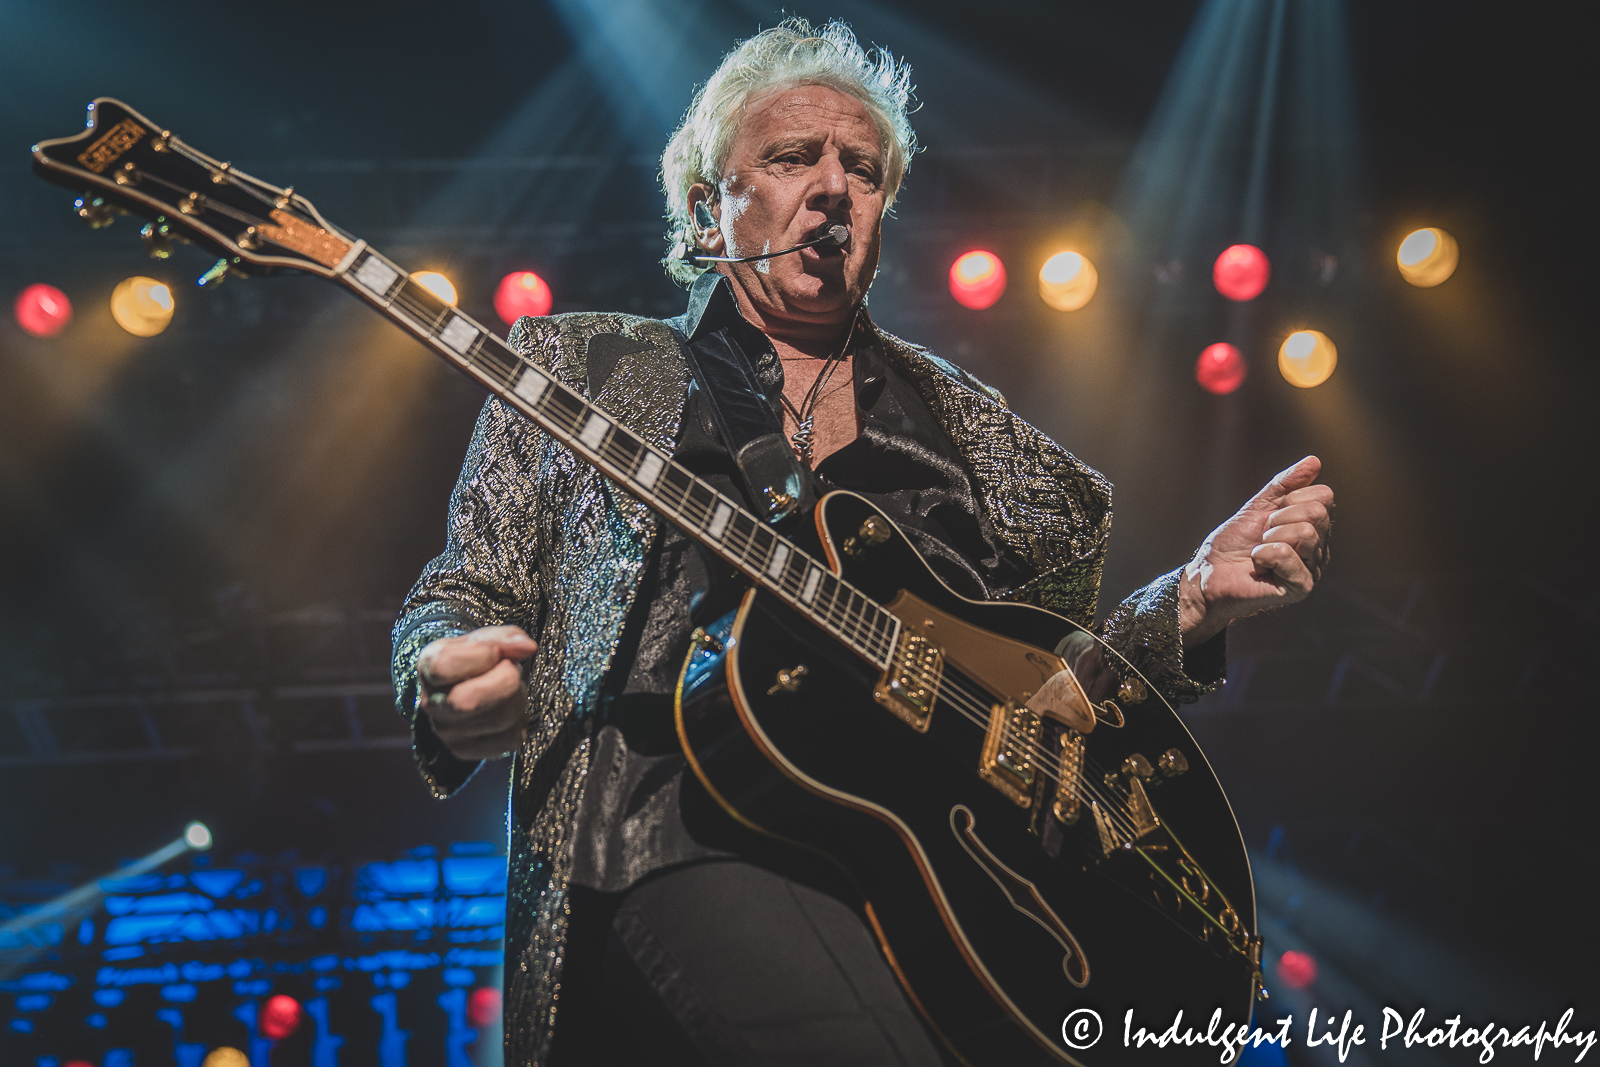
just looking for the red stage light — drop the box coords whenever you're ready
[14,283,72,337]
[1213,244,1270,301]
[494,271,553,325]
[468,986,504,1028]
[259,994,303,1040]
[1277,950,1318,990]
[1195,342,1247,395]
[948,251,1006,310]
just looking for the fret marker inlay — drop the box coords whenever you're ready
[707,502,732,539]
[801,568,822,604]
[636,453,664,489]
[354,256,398,295]
[439,316,477,355]
[767,544,789,580]
[579,412,609,450]
[514,370,551,406]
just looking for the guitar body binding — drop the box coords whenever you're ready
[677,491,1260,1066]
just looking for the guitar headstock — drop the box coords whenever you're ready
[32,98,355,282]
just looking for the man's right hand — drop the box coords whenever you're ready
[416,626,537,760]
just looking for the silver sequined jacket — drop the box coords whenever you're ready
[390,310,1223,1065]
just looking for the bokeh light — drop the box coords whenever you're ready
[469,986,504,1028]
[1038,251,1099,311]
[1279,329,1337,388]
[1397,227,1459,287]
[260,994,304,1040]
[409,271,458,306]
[494,271,553,324]
[948,250,1007,310]
[14,283,72,337]
[1195,342,1247,394]
[1213,244,1271,301]
[184,821,213,850]
[110,276,175,337]
[201,1050,248,1067]
[1277,950,1319,989]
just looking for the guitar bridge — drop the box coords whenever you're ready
[873,629,943,732]
[979,703,1043,807]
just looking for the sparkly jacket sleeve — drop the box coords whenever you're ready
[390,394,550,798]
[1098,569,1227,704]
[877,330,1225,709]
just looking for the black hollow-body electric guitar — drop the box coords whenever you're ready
[35,100,1265,1065]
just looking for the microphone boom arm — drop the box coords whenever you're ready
[694,223,850,263]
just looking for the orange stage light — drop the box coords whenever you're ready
[410,271,458,306]
[1279,330,1337,388]
[110,276,174,337]
[1397,227,1458,287]
[1038,252,1098,311]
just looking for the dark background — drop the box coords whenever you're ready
[1,0,1593,1060]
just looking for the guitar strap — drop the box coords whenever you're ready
[668,324,815,525]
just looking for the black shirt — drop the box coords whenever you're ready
[567,275,1030,891]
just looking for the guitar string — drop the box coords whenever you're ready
[157,180,1144,837]
[166,142,285,212]
[378,287,1147,834]
[138,171,266,229]
[380,282,902,662]
[914,675,1145,838]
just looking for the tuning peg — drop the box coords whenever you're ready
[141,220,173,259]
[74,195,116,229]
[197,257,246,287]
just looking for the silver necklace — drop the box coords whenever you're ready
[779,316,858,465]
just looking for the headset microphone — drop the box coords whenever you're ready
[693,222,850,263]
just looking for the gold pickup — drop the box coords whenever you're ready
[873,629,943,731]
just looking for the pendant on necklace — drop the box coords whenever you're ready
[791,416,815,464]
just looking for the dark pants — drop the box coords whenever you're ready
[550,860,947,1066]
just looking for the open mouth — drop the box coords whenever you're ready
[804,222,851,257]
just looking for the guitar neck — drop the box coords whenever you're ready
[333,242,900,669]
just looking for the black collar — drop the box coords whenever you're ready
[679,270,876,352]
[680,270,744,342]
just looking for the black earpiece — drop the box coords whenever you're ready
[693,201,717,230]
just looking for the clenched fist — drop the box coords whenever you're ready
[417,625,538,760]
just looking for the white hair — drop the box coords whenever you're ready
[660,17,917,286]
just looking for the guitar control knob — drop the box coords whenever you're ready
[1158,748,1189,778]
[843,515,891,557]
[766,664,808,695]
[1121,753,1155,780]
[1117,676,1148,704]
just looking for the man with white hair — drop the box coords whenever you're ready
[392,18,1332,1065]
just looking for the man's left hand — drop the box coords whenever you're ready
[1179,456,1333,646]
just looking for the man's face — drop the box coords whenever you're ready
[697,84,889,333]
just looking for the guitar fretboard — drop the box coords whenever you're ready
[335,242,900,669]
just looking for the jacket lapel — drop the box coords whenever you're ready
[871,324,1114,624]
